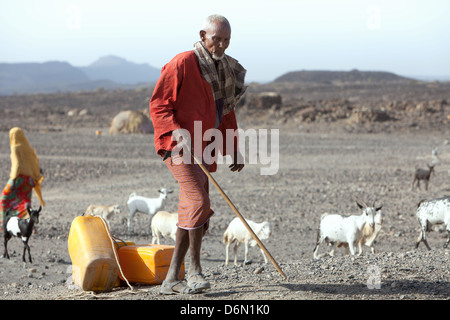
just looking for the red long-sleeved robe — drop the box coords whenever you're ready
[149,50,239,172]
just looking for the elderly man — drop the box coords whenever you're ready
[150,14,246,294]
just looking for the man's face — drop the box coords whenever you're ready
[200,21,231,61]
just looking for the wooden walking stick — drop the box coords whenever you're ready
[191,152,287,280]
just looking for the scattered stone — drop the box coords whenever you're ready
[254,267,264,275]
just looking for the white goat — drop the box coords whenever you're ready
[415,196,450,250]
[84,204,120,227]
[151,211,178,244]
[337,209,383,255]
[223,217,271,266]
[313,200,381,259]
[127,188,173,234]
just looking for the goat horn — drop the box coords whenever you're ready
[356,198,368,208]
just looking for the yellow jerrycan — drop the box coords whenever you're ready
[68,215,119,292]
[118,244,184,285]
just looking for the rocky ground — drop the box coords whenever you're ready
[0,82,449,305]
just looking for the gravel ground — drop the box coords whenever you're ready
[0,87,449,306]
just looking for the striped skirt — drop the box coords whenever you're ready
[1,174,35,223]
[164,154,213,231]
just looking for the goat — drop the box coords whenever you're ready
[337,209,383,255]
[3,205,41,263]
[313,200,381,259]
[431,147,440,166]
[412,164,435,191]
[151,211,178,244]
[415,196,450,250]
[127,188,173,234]
[223,217,271,266]
[84,204,120,227]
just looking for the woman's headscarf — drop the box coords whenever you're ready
[9,127,45,207]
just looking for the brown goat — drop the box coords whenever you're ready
[412,164,435,191]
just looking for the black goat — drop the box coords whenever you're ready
[412,164,435,191]
[3,205,41,263]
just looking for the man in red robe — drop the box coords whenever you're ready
[150,14,246,294]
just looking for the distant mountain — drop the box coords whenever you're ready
[79,55,160,84]
[274,69,414,83]
[0,61,90,94]
[0,56,161,95]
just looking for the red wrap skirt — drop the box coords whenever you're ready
[164,154,214,231]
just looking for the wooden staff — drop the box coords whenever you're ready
[191,152,287,280]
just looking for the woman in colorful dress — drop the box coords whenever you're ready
[1,127,45,227]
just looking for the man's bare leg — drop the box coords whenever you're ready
[165,227,190,283]
[187,225,204,277]
[186,225,210,290]
[160,227,191,294]
[164,224,210,292]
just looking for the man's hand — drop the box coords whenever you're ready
[229,151,244,172]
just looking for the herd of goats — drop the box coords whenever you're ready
[2,149,449,267]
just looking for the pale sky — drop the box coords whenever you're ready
[1,0,449,82]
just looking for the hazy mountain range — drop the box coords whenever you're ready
[79,55,160,85]
[0,55,431,95]
[274,69,414,84]
[0,55,161,95]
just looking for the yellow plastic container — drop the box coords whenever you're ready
[118,244,184,285]
[68,215,119,292]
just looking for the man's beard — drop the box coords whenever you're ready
[212,52,225,61]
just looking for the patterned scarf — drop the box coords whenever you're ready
[193,41,247,120]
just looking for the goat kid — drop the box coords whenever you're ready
[223,217,271,266]
[3,205,41,263]
[313,201,381,259]
[337,209,383,255]
[84,204,120,227]
[151,211,178,245]
[127,188,173,234]
[412,164,435,191]
[415,196,450,250]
